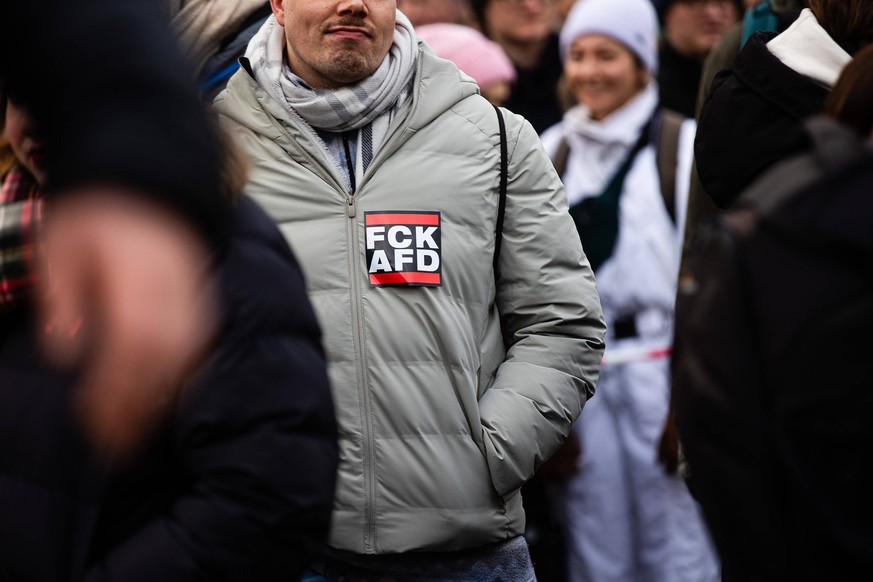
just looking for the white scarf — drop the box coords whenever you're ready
[560,83,659,207]
[246,11,418,190]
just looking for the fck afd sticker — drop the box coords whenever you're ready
[365,211,442,287]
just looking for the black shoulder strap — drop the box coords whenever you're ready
[550,111,683,221]
[493,105,508,274]
[655,108,684,224]
[551,136,571,179]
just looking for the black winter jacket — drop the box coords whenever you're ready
[0,196,338,582]
[694,32,829,209]
[674,118,873,581]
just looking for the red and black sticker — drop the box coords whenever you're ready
[365,211,442,287]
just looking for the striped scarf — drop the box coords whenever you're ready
[246,11,418,191]
[0,166,41,311]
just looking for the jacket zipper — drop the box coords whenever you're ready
[342,132,377,552]
[272,111,374,548]
[256,74,427,552]
[272,95,409,550]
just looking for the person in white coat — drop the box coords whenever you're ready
[540,0,719,580]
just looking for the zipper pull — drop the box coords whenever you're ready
[347,195,356,218]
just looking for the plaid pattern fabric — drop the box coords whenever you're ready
[0,165,41,311]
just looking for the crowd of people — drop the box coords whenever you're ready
[1,0,872,581]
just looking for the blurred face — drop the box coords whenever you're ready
[399,0,469,25]
[555,0,577,25]
[565,34,648,121]
[664,0,739,60]
[5,99,48,184]
[270,0,397,89]
[484,0,556,48]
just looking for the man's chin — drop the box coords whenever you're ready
[324,54,379,86]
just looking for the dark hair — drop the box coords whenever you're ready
[808,0,873,55]
[469,0,488,34]
[824,44,873,136]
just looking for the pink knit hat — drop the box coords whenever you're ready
[416,23,516,90]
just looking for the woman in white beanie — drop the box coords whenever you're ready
[539,0,719,580]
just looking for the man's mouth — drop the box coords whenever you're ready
[327,26,371,40]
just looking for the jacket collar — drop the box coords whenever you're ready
[732,32,830,122]
[221,44,479,182]
[766,9,851,89]
[231,42,478,140]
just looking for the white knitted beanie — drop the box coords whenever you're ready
[559,0,659,75]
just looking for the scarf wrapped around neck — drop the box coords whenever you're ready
[246,11,418,132]
[245,11,418,189]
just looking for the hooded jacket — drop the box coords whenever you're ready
[215,43,605,554]
[695,10,850,209]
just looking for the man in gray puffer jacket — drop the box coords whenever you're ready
[215,1,605,579]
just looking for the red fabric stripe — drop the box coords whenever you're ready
[369,272,441,285]
[365,213,439,226]
[0,273,38,292]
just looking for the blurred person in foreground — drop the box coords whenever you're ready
[416,22,516,106]
[0,80,337,582]
[0,0,224,465]
[0,86,337,581]
[0,1,337,579]
[215,0,606,579]
[471,0,564,132]
[656,0,742,118]
[673,46,873,580]
[540,0,718,580]
[397,0,473,26]
[694,0,873,209]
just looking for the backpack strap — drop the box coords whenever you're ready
[551,136,571,180]
[493,105,508,274]
[549,108,684,226]
[655,108,684,225]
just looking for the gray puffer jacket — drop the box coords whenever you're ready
[215,44,605,554]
